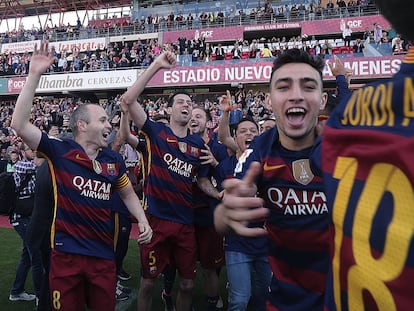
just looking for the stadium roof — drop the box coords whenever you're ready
[0,0,132,19]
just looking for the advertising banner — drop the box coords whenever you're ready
[0,78,7,94]
[146,55,404,87]
[1,38,107,54]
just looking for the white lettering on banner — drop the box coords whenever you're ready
[244,23,300,31]
[1,40,40,54]
[164,68,221,84]
[348,59,401,76]
[347,20,362,28]
[225,65,272,81]
[8,79,26,89]
[35,70,137,92]
[194,30,214,40]
[50,38,107,52]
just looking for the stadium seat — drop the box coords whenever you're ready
[211,53,217,61]
[332,47,341,54]
[241,51,249,59]
[224,52,233,60]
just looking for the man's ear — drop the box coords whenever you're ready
[76,119,87,133]
[320,92,328,111]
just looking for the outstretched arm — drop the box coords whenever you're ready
[11,41,55,150]
[119,109,139,148]
[218,90,238,154]
[328,55,352,100]
[120,51,177,130]
[214,161,268,236]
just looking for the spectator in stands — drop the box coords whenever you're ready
[392,37,406,54]
[342,24,353,46]
[260,43,273,58]
[373,22,383,47]
[353,38,365,54]
[322,39,333,56]
[215,44,225,61]
[231,42,242,59]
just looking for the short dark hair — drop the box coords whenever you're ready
[167,91,192,107]
[270,49,325,89]
[234,116,259,135]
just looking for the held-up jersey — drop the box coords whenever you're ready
[236,127,330,310]
[322,48,414,311]
[141,119,210,225]
[37,132,129,260]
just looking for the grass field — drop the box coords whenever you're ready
[0,227,229,311]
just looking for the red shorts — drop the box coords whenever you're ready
[195,225,225,269]
[139,214,197,280]
[49,250,116,311]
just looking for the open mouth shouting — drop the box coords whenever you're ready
[286,107,306,127]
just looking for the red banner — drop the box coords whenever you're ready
[146,55,404,88]
[301,15,391,36]
[7,77,27,93]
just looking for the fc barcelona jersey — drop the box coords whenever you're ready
[236,128,330,310]
[141,119,209,225]
[322,48,414,310]
[37,132,128,260]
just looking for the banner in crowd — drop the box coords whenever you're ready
[1,38,107,54]
[162,15,392,43]
[144,55,404,87]
[2,55,405,94]
[6,69,139,94]
[301,15,391,36]
[49,38,107,53]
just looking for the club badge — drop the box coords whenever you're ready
[178,142,187,153]
[292,159,314,185]
[93,159,102,174]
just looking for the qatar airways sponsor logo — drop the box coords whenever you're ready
[163,153,193,178]
[73,176,112,201]
[267,188,328,215]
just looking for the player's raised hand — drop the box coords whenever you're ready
[29,40,55,76]
[219,90,232,113]
[154,51,177,69]
[214,161,268,237]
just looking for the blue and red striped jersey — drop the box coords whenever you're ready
[37,132,129,260]
[193,137,228,227]
[141,119,210,225]
[236,127,330,310]
[322,48,414,311]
